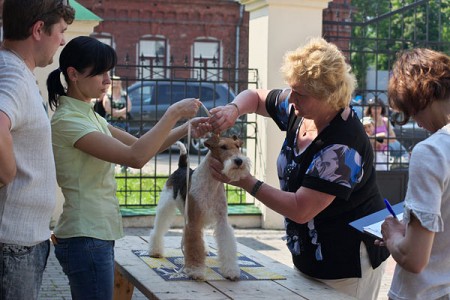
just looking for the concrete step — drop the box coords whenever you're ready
[121,204,262,228]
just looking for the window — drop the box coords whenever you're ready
[91,33,114,48]
[152,84,219,105]
[154,85,186,105]
[138,36,167,79]
[193,39,221,81]
[129,84,153,105]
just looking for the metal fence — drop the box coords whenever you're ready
[109,63,259,207]
[109,0,450,206]
[324,0,450,202]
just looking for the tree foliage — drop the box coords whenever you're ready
[349,0,450,91]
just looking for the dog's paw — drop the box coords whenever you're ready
[221,265,240,281]
[183,266,206,281]
[149,252,164,258]
[148,245,164,258]
[224,274,240,281]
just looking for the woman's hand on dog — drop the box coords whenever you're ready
[209,105,238,134]
[209,156,253,188]
[209,156,231,183]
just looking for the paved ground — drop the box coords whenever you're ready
[40,227,395,299]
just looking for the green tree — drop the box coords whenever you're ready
[349,0,450,93]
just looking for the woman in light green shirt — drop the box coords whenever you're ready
[47,36,209,300]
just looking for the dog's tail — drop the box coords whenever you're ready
[174,141,188,169]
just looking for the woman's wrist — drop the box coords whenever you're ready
[241,176,264,197]
[250,180,264,197]
[226,102,240,117]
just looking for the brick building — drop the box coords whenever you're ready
[0,0,346,80]
[75,0,250,81]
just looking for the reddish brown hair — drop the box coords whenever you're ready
[388,48,450,124]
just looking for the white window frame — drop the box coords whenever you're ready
[137,36,167,79]
[193,38,221,81]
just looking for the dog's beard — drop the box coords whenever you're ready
[222,156,251,182]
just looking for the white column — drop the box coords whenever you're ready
[240,0,329,229]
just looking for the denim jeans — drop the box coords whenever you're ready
[0,240,50,300]
[54,237,115,300]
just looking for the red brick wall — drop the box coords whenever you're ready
[323,0,352,60]
[1,0,347,68]
[76,0,249,74]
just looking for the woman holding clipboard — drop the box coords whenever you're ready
[377,48,450,300]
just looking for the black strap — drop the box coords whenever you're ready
[286,107,301,148]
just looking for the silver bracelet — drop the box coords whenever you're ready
[226,102,240,116]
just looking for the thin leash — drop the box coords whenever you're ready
[183,101,212,225]
[180,101,212,263]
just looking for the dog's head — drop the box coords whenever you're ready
[204,135,251,181]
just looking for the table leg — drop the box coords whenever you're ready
[114,264,134,300]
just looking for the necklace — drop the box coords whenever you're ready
[302,121,317,136]
[1,44,26,63]
[1,44,32,72]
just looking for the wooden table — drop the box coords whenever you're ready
[114,235,354,300]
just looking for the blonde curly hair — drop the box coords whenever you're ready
[281,37,356,110]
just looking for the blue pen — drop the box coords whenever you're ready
[384,198,397,219]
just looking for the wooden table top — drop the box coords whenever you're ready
[114,235,354,300]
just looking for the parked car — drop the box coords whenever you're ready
[393,120,431,153]
[125,80,244,154]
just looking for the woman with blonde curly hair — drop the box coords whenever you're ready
[377,48,450,300]
[208,37,389,299]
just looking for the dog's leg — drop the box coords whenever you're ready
[214,219,240,280]
[202,231,210,255]
[148,188,178,257]
[182,199,207,281]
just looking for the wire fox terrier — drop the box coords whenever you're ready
[148,135,251,281]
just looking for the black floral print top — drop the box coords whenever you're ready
[266,89,389,279]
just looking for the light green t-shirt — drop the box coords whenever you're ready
[51,96,123,240]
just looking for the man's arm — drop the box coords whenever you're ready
[0,111,16,185]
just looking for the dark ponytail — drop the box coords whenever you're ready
[47,69,66,111]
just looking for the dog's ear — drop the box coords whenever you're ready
[232,135,243,148]
[204,135,220,149]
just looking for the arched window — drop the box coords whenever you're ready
[91,32,114,48]
[138,36,167,79]
[193,38,221,81]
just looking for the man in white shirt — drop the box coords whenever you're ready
[0,1,75,299]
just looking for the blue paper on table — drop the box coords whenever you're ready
[349,201,404,238]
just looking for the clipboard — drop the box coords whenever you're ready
[349,201,404,238]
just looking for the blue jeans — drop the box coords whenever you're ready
[54,237,115,300]
[0,240,50,300]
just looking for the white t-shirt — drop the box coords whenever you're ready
[0,50,56,246]
[388,124,450,300]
